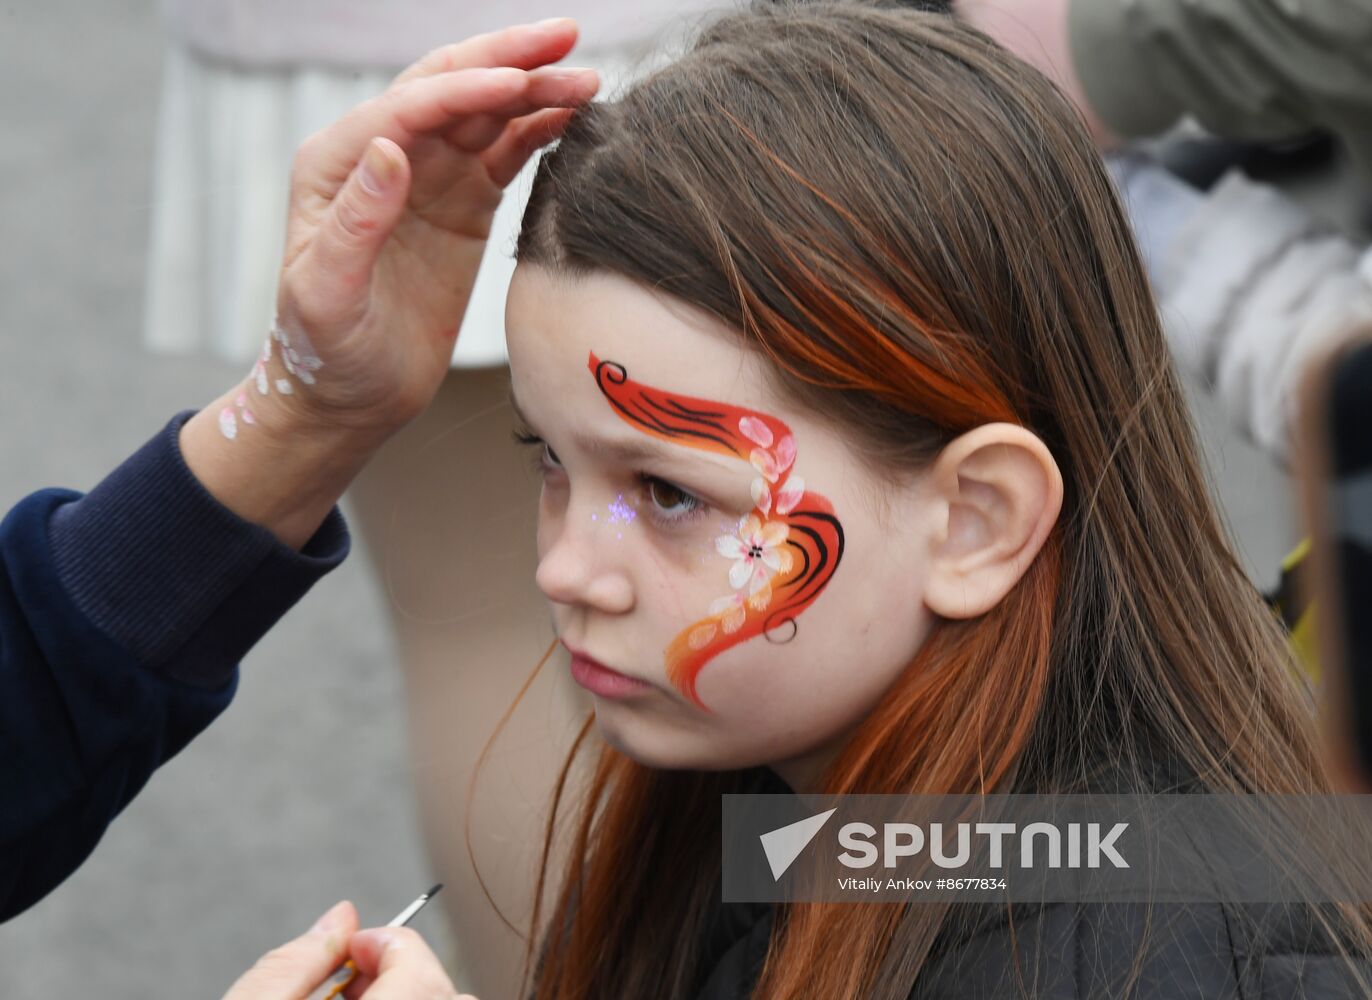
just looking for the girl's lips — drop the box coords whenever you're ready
[566,649,653,699]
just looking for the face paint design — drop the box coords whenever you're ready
[607,494,637,525]
[588,352,845,709]
[220,319,323,440]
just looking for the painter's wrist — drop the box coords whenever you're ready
[247,373,398,456]
[264,306,438,438]
[179,385,385,551]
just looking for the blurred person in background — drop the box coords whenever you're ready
[954,0,1372,699]
[954,0,1372,465]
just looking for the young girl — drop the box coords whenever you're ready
[497,2,1372,997]
[222,2,1371,998]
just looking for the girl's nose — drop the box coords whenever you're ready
[535,505,635,615]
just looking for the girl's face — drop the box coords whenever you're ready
[505,265,938,790]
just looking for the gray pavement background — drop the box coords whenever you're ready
[0,1,1298,997]
[0,2,431,997]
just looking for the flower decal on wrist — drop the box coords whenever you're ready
[219,319,325,440]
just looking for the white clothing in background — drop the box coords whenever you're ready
[143,4,719,367]
[1109,153,1372,466]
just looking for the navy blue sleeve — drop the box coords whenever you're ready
[0,410,350,921]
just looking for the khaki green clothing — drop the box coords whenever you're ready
[1068,0,1372,179]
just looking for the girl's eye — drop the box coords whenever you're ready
[512,427,709,526]
[643,476,706,523]
[512,428,562,471]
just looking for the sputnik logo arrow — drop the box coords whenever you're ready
[759,808,837,881]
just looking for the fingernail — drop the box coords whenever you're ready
[533,17,574,31]
[310,900,350,935]
[359,139,397,196]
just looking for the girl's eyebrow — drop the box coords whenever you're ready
[509,388,727,469]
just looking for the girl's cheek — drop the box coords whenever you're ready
[693,644,791,714]
[628,516,736,637]
[534,497,553,555]
[642,537,718,624]
[640,511,734,587]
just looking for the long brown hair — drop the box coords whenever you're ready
[492,2,1370,995]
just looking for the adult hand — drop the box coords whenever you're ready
[220,901,475,1000]
[336,926,474,1000]
[179,19,599,549]
[221,900,358,1000]
[272,18,600,435]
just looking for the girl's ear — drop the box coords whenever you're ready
[921,423,1063,619]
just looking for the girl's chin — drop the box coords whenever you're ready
[593,716,801,774]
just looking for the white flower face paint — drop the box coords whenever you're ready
[686,420,807,638]
[219,319,324,440]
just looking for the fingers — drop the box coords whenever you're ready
[297,136,412,323]
[346,926,468,1000]
[391,65,598,139]
[300,66,596,194]
[391,18,579,87]
[341,970,376,1000]
[221,900,359,1000]
[480,107,580,189]
[445,65,599,153]
[389,68,531,138]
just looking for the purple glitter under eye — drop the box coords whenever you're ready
[608,494,637,525]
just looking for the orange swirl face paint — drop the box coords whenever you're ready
[588,352,845,709]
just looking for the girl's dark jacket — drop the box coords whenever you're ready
[692,888,1371,998]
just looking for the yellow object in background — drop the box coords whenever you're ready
[1267,537,1321,688]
